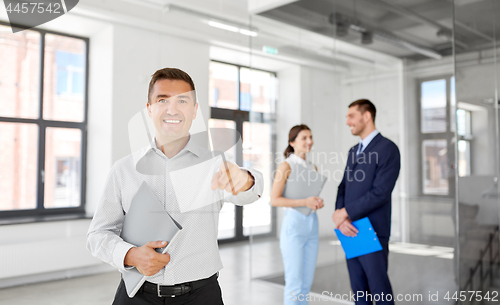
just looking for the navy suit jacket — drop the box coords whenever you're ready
[335,133,400,239]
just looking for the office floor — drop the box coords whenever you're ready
[0,238,455,305]
[260,242,456,305]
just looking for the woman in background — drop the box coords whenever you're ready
[271,124,324,305]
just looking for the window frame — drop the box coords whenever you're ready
[209,60,277,243]
[417,75,455,198]
[456,108,473,177]
[0,21,89,220]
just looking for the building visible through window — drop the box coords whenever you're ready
[56,50,85,96]
[0,22,88,218]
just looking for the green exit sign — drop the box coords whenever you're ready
[263,46,278,55]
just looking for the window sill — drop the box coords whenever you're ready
[0,213,92,226]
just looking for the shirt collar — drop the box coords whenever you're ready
[134,135,202,167]
[359,129,379,152]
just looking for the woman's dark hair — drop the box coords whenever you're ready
[284,124,311,158]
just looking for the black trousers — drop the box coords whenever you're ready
[112,278,224,305]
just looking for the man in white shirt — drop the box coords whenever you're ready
[87,68,263,304]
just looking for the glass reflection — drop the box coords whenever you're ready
[454,0,500,297]
[422,139,448,195]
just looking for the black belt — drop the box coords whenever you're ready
[141,273,218,298]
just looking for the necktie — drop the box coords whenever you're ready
[357,143,363,155]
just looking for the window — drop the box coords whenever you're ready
[0,22,88,218]
[55,50,85,96]
[209,61,277,241]
[419,76,471,195]
[421,79,447,134]
[419,76,454,196]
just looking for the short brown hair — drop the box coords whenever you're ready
[349,99,376,122]
[148,68,196,103]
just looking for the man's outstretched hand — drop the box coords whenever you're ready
[211,161,254,195]
[124,241,171,276]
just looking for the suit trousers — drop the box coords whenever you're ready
[112,277,224,305]
[280,208,319,305]
[346,238,394,305]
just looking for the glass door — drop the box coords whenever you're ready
[209,61,277,242]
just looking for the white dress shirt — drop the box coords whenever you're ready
[87,137,263,285]
[357,129,379,154]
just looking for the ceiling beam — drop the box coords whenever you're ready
[248,0,299,15]
[374,0,451,34]
[377,0,493,42]
[376,1,452,32]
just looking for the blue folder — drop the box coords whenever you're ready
[334,217,383,259]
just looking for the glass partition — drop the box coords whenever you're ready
[243,0,498,304]
[453,1,500,300]
[249,0,458,304]
[248,1,459,303]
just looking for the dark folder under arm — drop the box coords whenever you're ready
[120,181,183,298]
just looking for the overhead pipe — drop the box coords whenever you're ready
[329,13,442,59]
[372,0,474,48]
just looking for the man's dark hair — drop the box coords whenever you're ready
[148,68,196,104]
[349,99,376,123]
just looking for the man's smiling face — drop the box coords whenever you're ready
[346,105,367,136]
[147,79,198,143]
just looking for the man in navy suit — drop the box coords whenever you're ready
[332,99,400,305]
